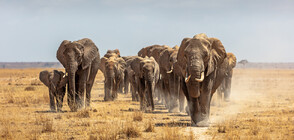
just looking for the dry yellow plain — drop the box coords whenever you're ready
[0,68,293,140]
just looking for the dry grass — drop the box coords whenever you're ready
[208,109,294,139]
[145,120,155,132]
[133,111,143,121]
[121,122,141,138]
[0,68,294,139]
[24,86,35,91]
[76,109,91,118]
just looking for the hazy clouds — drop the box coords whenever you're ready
[0,0,293,62]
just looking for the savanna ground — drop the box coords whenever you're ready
[0,68,294,140]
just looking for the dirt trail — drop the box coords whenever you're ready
[184,69,294,139]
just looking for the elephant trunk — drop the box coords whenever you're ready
[146,80,154,110]
[188,62,205,83]
[67,62,78,111]
[105,75,116,101]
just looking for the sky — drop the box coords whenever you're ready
[0,0,293,62]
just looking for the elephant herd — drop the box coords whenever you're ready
[39,33,237,127]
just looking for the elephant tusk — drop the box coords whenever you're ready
[195,72,205,82]
[185,75,191,83]
[63,72,67,78]
[167,65,173,73]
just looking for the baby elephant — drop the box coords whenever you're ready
[39,70,67,112]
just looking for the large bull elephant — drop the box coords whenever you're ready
[130,56,160,112]
[100,56,126,101]
[39,70,68,112]
[217,53,237,102]
[57,38,100,111]
[177,33,227,127]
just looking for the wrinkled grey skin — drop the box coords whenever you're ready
[100,56,126,101]
[39,70,68,112]
[216,53,237,103]
[57,38,100,111]
[177,33,227,127]
[130,56,160,112]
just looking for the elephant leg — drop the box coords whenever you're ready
[181,77,191,115]
[86,61,99,107]
[224,78,232,102]
[169,74,180,113]
[113,79,119,100]
[67,82,76,112]
[131,85,135,101]
[216,87,222,106]
[138,78,146,111]
[145,81,154,111]
[135,82,139,101]
[179,88,185,113]
[162,80,170,110]
[197,79,213,127]
[56,91,65,112]
[76,69,88,109]
[189,97,201,126]
[49,89,56,111]
[104,81,111,101]
[124,71,129,94]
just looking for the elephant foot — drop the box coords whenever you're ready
[57,109,63,113]
[69,105,78,112]
[195,120,210,127]
[50,106,56,111]
[169,106,179,113]
[145,107,153,113]
[224,98,230,102]
[85,105,92,111]
[104,97,112,101]
[185,106,190,115]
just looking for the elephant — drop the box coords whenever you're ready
[138,45,170,103]
[159,46,186,112]
[137,45,168,59]
[216,53,237,102]
[130,56,160,112]
[99,55,126,101]
[39,70,68,112]
[177,33,227,127]
[105,49,121,58]
[57,38,100,111]
[99,49,122,76]
[122,56,138,95]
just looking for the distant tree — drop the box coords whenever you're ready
[238,59,248,65]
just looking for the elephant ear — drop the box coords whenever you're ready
[99,57,108,77]
[150,56,160,82]
[227,53,237,68]
[114,49,121,57]
[39,70,51,87]
[159,48,170,71]
[57,40,71,68]
[56,71,67,88]
[177,38,191,77]
[79,38,99,69]
[117,57,126,68]
[206,38,227,76]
